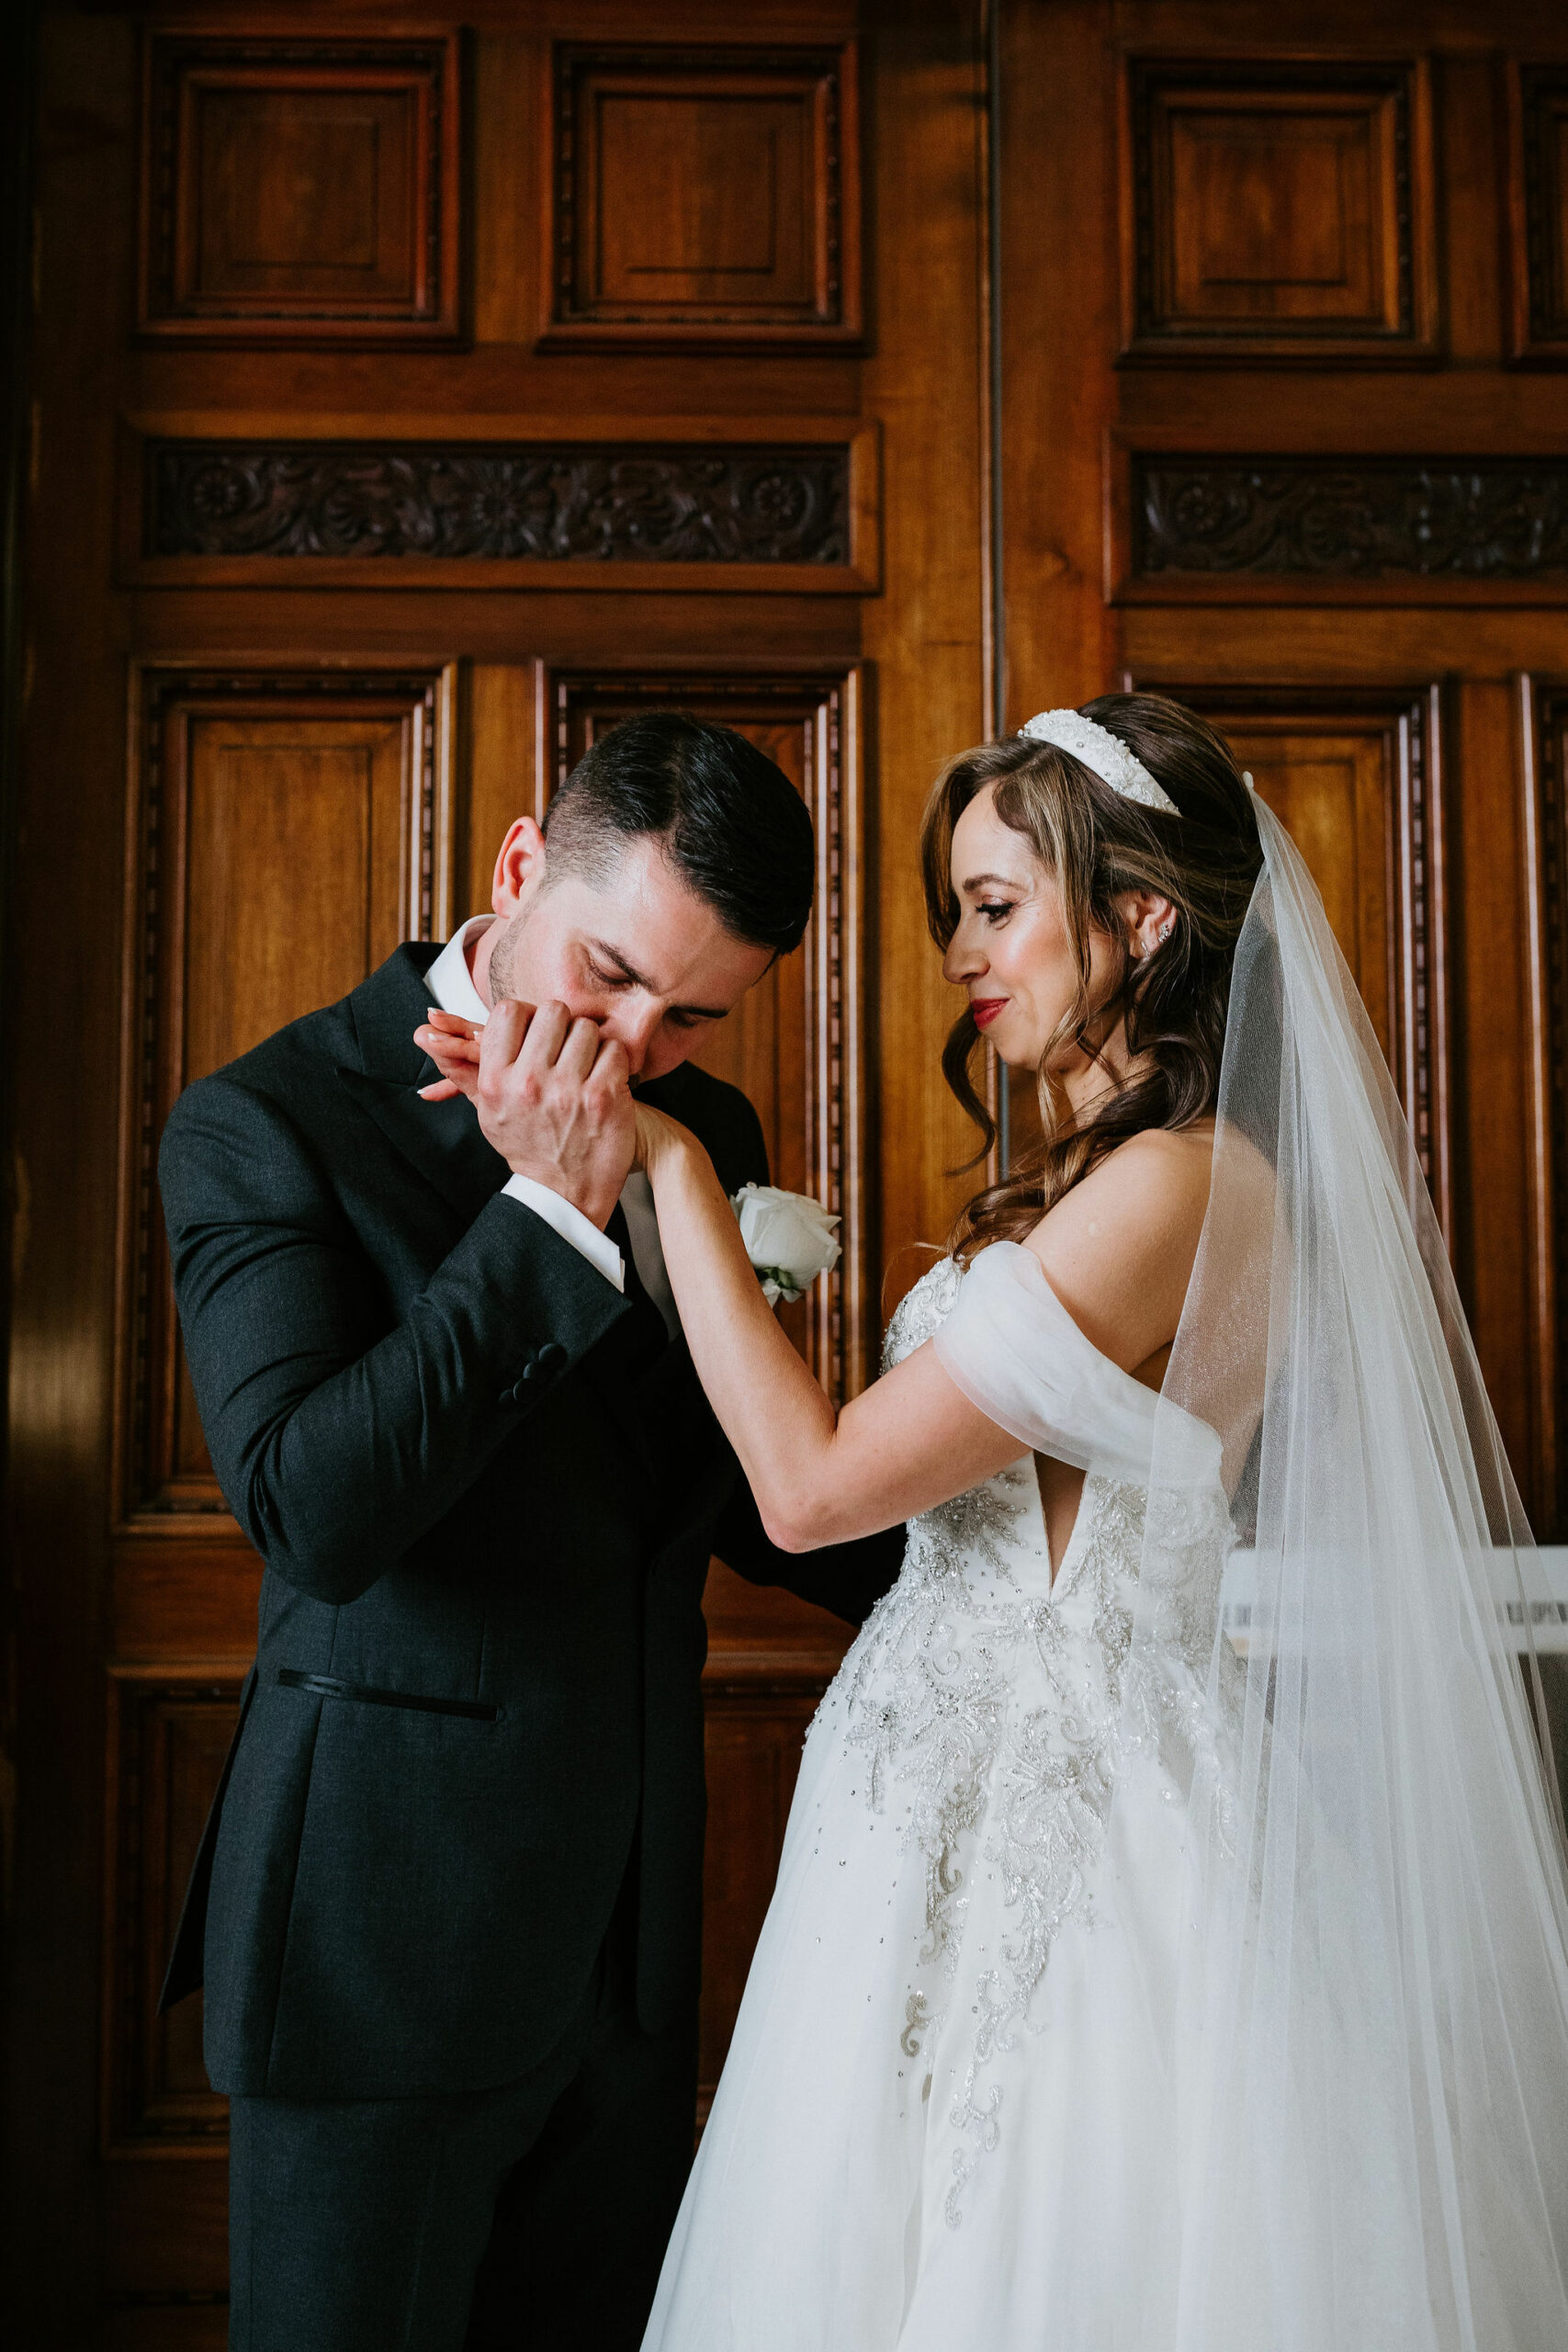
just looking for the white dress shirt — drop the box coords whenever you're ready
[423,916,680,1336]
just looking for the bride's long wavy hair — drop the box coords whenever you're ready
[921,694,1263,1264]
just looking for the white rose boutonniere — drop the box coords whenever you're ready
[731,1183,841,1306]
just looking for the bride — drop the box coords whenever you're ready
[623,695,1568,2348]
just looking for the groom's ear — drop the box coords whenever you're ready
[492,816,547,918]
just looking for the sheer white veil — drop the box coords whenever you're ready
[1120,786,1568,2346]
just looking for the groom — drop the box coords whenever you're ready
[157,713,903,2351]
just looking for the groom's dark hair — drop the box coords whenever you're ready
[543,712,815,955]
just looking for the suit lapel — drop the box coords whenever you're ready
[336,944,513,1225]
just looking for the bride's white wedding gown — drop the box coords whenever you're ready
[643,1243,1238,2350]
[645,782,1568,2348]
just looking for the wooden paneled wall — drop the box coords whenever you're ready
[10,0,1568,2340]
[6,6,990,2338]
[1000,0,1568,1537]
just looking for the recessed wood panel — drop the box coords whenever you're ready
[549,668,872,1403]
[543,42,861,348]
[698,1687,818,2121]
[138,30,461,343]
[1123,683,1450,1236]
[103,1673,243,2153]
[1120,57,1437,362]
[118,667,457,1526]
[1508,63,1568,365]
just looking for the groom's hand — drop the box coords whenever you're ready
[475,998,635,1229]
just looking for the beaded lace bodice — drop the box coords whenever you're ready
[815,1253,1236,2223]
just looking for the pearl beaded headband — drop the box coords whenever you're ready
[1018,708,1179,816]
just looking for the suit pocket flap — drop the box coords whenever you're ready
[276,1668,498,1722]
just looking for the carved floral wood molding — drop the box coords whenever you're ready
[1133,456,1568,581]
[146,440,850,565]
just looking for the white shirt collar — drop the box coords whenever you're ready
[424,915,492,1026]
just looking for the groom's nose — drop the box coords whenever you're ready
[603,995,664,1075]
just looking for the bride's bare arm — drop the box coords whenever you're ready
[638,1106,1212,1553]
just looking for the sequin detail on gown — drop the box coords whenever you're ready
[829,1257,1156,2222]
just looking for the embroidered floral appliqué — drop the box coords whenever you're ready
[825,1255,1236,2226]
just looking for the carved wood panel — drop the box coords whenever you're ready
[543,41,862,348]
[117,666,457,1527]
[1507,63,1568,365]
[697,1686,820,2123]
[103,1673,243,2154]
[549,667,872,1404]
[137,29,462,344]
[1518,677,1568,1539]
[1124,683,1451,1236]
[1119,56,1437,364]
[119,419,878,595]
[1114,452,1568,602]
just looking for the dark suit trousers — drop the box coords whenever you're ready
[226,1884,695,2352]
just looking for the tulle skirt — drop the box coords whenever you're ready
[641,1674,1201,2350]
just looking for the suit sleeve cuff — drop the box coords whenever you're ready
[502,1175,625,1293]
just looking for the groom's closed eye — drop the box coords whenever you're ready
[582,940,727,1029]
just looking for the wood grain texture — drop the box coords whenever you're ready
[1119,54,1438,364]
[137,27,463,345]
[542,39,861,348]
[859,0,989,1306]
[116,664,457,1529]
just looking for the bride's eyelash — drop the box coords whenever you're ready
[978,900,1014,924]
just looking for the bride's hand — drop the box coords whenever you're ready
[414,1008,485,1102]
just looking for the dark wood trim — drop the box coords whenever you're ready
[101,1667,243,2159]
[1506,61,1568,368]
[1517,673,1568,1537]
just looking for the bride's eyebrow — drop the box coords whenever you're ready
[961,871,1025,894]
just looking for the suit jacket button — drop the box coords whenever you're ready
[536,1341,568,1375]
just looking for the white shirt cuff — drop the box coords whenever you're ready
[502,1175,625,1293]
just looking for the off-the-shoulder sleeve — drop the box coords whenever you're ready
[931,1239,1164,1479]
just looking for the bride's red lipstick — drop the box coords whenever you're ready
[971,998,1007,1030]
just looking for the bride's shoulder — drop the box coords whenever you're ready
[1019,1123,1215,1369]
[1043,1121,1214,1236]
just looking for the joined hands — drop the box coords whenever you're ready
[415,1002,635,1230]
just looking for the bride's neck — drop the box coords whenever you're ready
[1056,1014,1152,1124]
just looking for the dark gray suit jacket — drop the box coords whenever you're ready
[158,943,902,2102]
